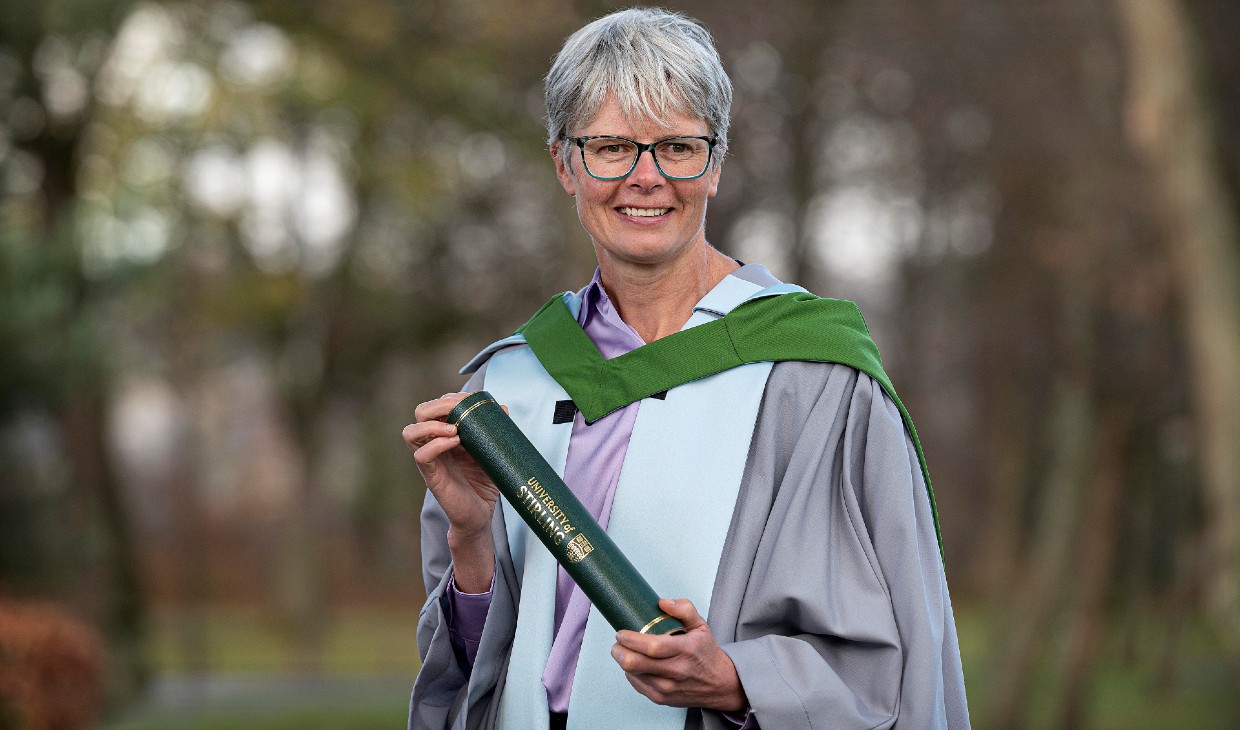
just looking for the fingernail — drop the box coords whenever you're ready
[447,424,457,435]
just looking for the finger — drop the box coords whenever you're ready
[622,672,683,707]
[413,392,471,423]
[614,630,656,654]
[402,421,457,448]
[611,643,668,676]
[622,671,665,705]
[413,435,462,465]
[412,393,468,423]
[659,597,707,631]
[614,630,681,660]
[401,418,456,441]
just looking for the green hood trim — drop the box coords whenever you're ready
[517,292,944,555]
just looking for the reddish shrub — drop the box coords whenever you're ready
[0,601,105,730]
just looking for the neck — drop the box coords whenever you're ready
[596,243,740,343]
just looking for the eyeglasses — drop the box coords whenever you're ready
[565,135,717,181]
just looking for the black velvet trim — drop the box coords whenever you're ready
[552,400,578,424]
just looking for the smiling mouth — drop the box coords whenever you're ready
[618,207,672,217]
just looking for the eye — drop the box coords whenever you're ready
[585,138,636,158]
[656,139,705,160]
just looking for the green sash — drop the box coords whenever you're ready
[518,291,944,556]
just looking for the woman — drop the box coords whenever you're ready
[405,8,969,729]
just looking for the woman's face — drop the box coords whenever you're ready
[552,95,722,271]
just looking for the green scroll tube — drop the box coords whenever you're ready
[449,390,684,636]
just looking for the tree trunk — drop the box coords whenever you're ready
[1055,405,1130,728]
[783,2,835,288]
[24,30,150,702]
[61,392,148,702]
[1114,0,1240,647]
[987,373,1097,728]
[974,376,1034,592]
[168,324,212,684]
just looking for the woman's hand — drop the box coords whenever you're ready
[610,597,748,713]
[403,392,500,591]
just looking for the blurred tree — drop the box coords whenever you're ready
[0,0,149,702]
[1,0,1238,724]
[61,0,596,675]
[771,2,1225,725]
[1115,0,1240,650]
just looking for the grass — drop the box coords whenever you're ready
[108,704,407,730]
[1086,656,1236,729]
[146,605,421,675]
[104,606,420,729]
[955,603,1238,729]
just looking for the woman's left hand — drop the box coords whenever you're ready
[610,597,747,713]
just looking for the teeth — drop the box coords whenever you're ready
[620,207,670,217]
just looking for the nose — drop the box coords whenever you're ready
[627,147,665,188]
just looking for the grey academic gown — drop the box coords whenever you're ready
[410,358,971,729]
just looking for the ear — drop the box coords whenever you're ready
[551,142,576,197]
[705,158,723,198]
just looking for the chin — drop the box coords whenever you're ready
[597,240,692,268]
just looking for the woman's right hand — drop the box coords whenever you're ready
[403,392,499,591]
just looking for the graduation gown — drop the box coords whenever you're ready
[409,280,970,729]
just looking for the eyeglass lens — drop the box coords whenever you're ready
[581,137,711,179]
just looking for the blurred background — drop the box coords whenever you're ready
[0,0,1238,727]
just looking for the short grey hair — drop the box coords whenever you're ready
[545,8,732,158]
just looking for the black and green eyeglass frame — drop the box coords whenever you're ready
[563,134,719,181]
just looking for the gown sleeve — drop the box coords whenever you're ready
[409,489,473,730]
[704,361,970,730]
[409,365,517,730]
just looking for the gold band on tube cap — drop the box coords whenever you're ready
[451,398,495,427]
[639,613,683,635]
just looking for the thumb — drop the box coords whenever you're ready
[659,597,706,631]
